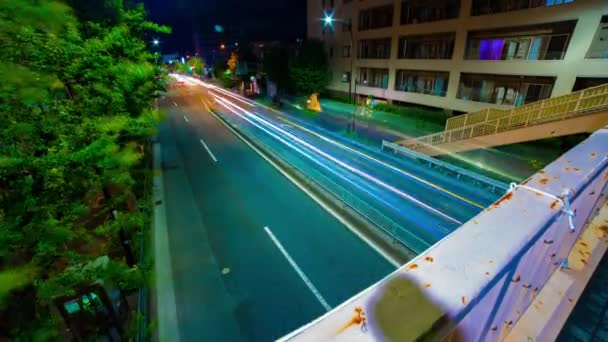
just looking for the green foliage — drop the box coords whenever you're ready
[189,57,205,76]
[0,0,167,338]
[264,46,290,90]
[373,102,448,126]
[212,60,227,79]
[289,39,330,95]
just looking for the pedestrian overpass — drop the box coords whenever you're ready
[396,84,608,156]
[280,126,608,341]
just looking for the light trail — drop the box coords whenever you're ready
[213,95,462,226]
[174,73,482,210]
[214,96,443,241]
[276,117,485,209]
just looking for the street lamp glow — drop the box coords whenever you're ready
[323,13,334,26]
[152,39,159,46]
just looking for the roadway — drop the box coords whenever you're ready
[175,76,499,252]
[157,86,394,341]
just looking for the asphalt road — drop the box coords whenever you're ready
[158,87,394,341]
[192,80,498,252]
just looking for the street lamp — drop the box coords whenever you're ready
[152,39,159,46]
[322,12,356,132]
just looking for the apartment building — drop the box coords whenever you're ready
[308,0,608,113]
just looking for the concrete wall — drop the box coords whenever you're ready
[309,0,608,113]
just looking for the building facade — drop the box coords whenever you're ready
[308,0,608,113]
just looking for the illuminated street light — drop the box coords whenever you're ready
[323,12,334,27]
[220,43,226,50]
[152,39,159,46]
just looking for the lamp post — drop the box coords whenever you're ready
[323,12,357,132]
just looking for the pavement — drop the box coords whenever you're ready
[155,86,394,341]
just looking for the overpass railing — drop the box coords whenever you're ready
[381,140,509,193]
[402,83,608,150]
[281,126,608,341]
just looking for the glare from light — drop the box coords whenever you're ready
[152,39,159,46]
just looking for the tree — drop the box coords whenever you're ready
[227,52,238,73]
[0,0,169,339]
[289,39,330,95]
[264,46,290,91]
[189,57,205,76]
[212,60,227,79]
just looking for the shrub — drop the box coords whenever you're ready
[373,102,447,126]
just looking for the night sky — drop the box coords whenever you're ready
[144,0,307,54]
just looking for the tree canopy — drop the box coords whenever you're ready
[0,0,169,339]
[289,39,330,95]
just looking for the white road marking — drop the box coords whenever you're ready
[264,226,332,312]
[200,138,218,163]
[203,97,400,267]
[183,115,189,123]
[173,101,178,106]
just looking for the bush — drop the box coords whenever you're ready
[373,102,447,126]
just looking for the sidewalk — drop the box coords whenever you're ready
[277,96,443,142]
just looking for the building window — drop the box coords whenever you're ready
[471,0,574,16]
[358,5,393,31]
[342,72,351,83]
[342,45,351,57]
[572,77,608,92]
[398,33,455,59]
[458,73,555,106]
[465,21,576,61]
[358,38,391,59]
[586,15,608,59]
[358,68,389,89]
[395,70,449,96]
[401,0,460,25]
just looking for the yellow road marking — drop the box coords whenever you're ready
[278,117,485,209]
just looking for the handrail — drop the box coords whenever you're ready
[402,83,608,149]
[382,140,509,192]
[444,83,608,132]
[280,126,608,342]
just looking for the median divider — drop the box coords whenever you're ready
[205,100,417,266]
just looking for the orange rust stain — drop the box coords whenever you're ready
[493,192,513,208]
[407,263,418,270]
[539,170,545,174]
[462,296,467,305]
[564,167,571,171]
[579,241,588,247]
[550,200,559,210]
[573,168,580,172]
[337,307,366,334]
[522,179,531,185]
[424,283,431,288]
[581,258,587,265]
[539,178,549,185]
[568,298,574,303]
[491,325,498,331]
[578,250,586,257]
[603,171,608,182]
[512,275,521,282]
[485,272,491,276]
[591,152,597,158]
[425,256,434,263]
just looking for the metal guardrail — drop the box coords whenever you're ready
[210,104,432,254]
[280,126,608,342]
[381,140,509,192]
[407,83,608,149]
